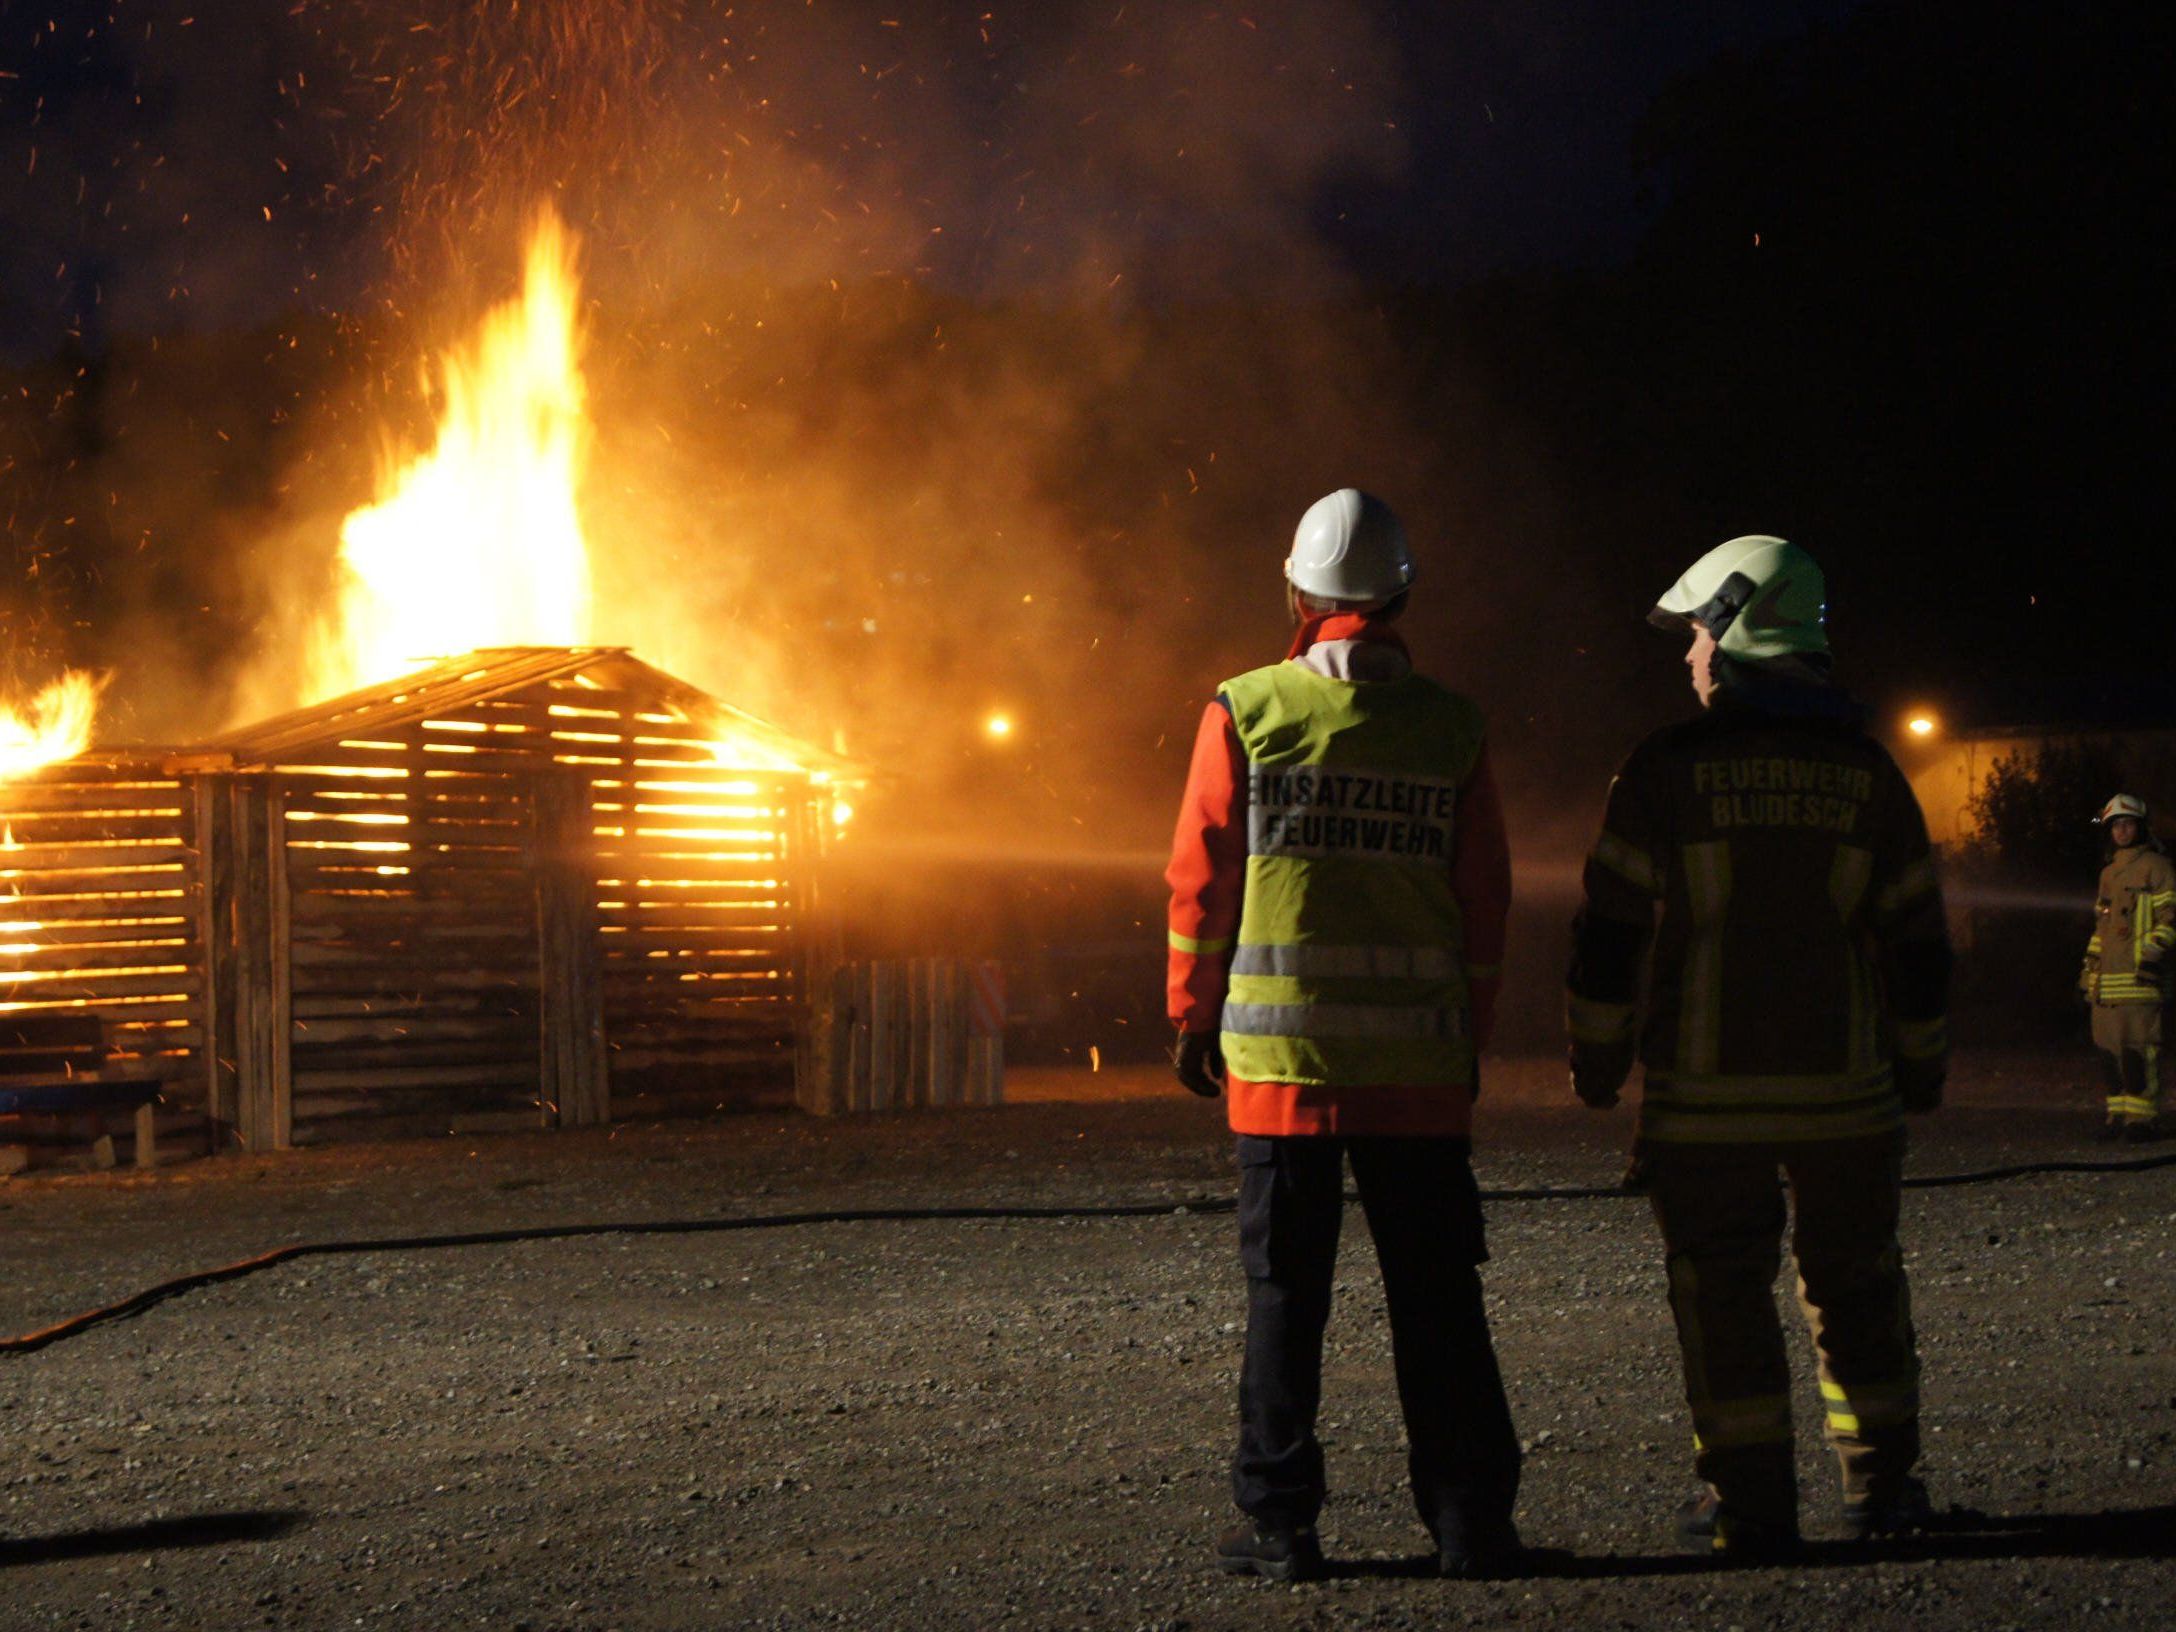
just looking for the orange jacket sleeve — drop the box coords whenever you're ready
[1165,700,1248,1031]
[1450,743,1511,1050]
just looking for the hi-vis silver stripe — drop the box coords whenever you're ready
[1246,761,1460,863]
[1230,943,1457,981]
[1222,1002,1463,1041]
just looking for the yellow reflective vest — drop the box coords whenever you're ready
[1218,661,1486,1091]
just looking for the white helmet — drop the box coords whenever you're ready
[1285,489,1414,604]
[1650,535,1829,663]
[2094,793,2149,826]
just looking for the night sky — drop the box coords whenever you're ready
[1,0,2167,839]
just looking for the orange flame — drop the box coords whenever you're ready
[312,208,592,700]
[0,671,103,779]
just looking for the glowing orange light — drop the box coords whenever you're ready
[1906,714,1937,738]
[984,712,1015,741]
[0,672,103,779]
[313,207,591,700]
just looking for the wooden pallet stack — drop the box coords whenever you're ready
[0,759,206,1165]
[801,959,1005,1115]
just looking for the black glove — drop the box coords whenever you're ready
[1895,1057,1945,1114]
[1172,1030,1225,1098]
[2139,960,2163,990]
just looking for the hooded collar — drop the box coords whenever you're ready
[1286,611,1408,662]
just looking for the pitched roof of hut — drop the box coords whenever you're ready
[169,646,855,776]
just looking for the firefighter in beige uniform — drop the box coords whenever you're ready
[1567,536,1952,1559]
[2080,794,2173,1140]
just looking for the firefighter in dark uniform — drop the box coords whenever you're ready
[1567,536,1953,1559]
[2081,794,2174,1140]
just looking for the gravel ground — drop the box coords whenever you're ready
[1,1054,2170,1630]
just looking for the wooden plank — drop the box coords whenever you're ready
[0,916,194,946]
[287,925,536,953]
[0,842,195,874]
[602,995,800,1018]
[0,997,196,1025]
[288,940,537,971]
[930,961,962,1108]
[230,778,292,1152]
[290,1015,534,1046]
[291,1060,539,1093]
[0,942,197,974]
[291,994,533,1021]
[0,783,187,815]
[290,1039,541,1071]
[0,970,200,998]
[606,1043,795,1072]
[0,888,195,921]
[288,974,537,1001]
[290,892,540,922]
[534,768,607,1129]
[0,815,191,846]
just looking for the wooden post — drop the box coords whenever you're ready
[905,959,930,1109]
[835,966,870,1122]
[928,961,960,1107]
[192,775,240,1148]
[792,790,848,1116]
[866,960,897,1111]
[534,770,609,1128]
[229,777,292,1151]
[133,1099,158,1170]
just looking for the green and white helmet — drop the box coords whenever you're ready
[1649,535,1829,662]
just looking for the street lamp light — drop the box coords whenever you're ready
[1906,713,1937,738]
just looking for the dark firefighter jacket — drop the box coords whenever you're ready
[1566,679,1952,1143]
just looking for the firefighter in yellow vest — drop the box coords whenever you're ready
[2080,794,2173,1141]
[1166,490,1521,1582]
[1567,536,1953,1560]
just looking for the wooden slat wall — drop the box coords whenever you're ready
[263,668,811,1136]
[523,674,807,1108]
[276,734,546,1143]
[0,658,821,1153]
[0,764,202,1102]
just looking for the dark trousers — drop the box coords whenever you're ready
[1645,1130,1921,1526]
[1233,1134,1521,1542]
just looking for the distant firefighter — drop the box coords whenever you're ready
[1566,536,1953,1561]
[2079,794,2172,1141]
[1165,488,1522,1582]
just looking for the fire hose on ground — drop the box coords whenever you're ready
[3,1151,2172,1357]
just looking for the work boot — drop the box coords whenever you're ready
[1673,1490,1803,1563]
[1215,1521,1324,1582]
[1841,1475,1936,1541]
[2119,1121,2159,1145]
[1435,1518,1527,1580]
[2096,1120,2124,1143]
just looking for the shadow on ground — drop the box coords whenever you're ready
[1323,1504,2176,1580]
[0,1510,306,1568]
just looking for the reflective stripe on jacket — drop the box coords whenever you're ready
[2084,843,2176,1004]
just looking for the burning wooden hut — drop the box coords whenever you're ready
[0,647,852,1154]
